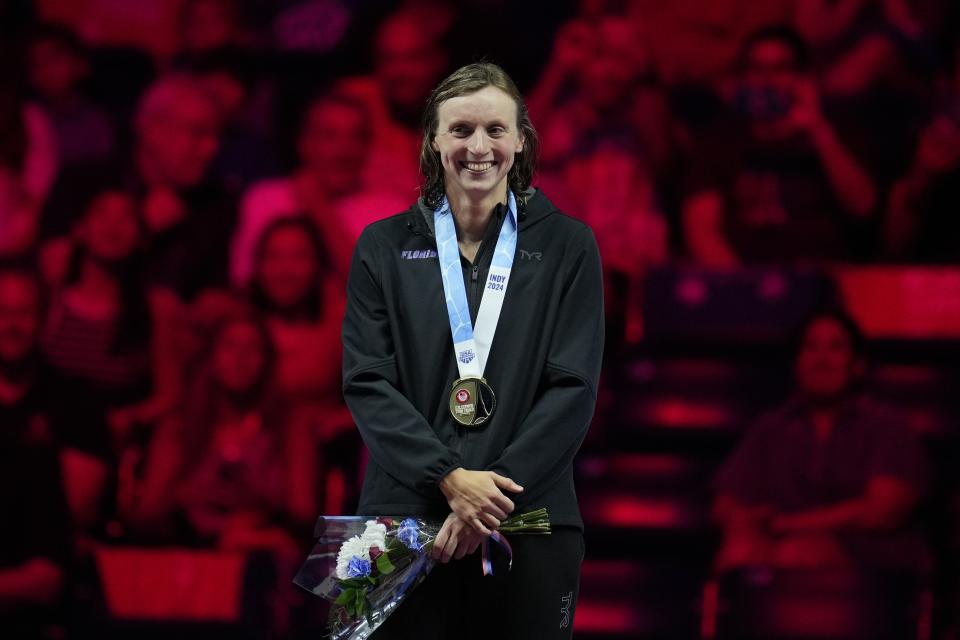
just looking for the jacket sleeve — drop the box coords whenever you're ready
[342,227,463,495]
[486,224,604,500]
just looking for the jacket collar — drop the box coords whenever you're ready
[412,187,556,237]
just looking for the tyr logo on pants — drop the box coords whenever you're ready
[560,592,573,629]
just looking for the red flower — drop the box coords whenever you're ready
[369,545,382,560]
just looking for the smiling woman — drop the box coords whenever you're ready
[430,85,524,213]
[339,62,604,639]
[419,64,539,213]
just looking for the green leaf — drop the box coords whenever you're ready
[376,553,396,575]
[355,590,366,617]
[335,588,355,605]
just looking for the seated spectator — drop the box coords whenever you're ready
[0,81,58,258]
[131,313,316,546]
[131,74,236,304]
[885,40,960,263]
[713,309,929,574]
[26,22,116,168]
[40,186,178,441]
[249,218,356,510]
[0,268,110,543]
[230,91,407,286]
[250,218,344,414]
[682,26,879,266]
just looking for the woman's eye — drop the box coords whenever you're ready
[488,126,506,137]
[451,126,470,137]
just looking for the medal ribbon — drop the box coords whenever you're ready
[434,190,518,380]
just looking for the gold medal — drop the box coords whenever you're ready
[449,377,496,427]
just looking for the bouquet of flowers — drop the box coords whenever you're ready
[294,509,551,640]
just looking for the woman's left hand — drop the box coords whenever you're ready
[431,512,486,564]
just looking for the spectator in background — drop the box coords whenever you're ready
[40,186,178,442]
[682,26,879,266]
[231,91,407,286]
[793,0,941,98]
[529,15,676,188]
[131,313,316,546]
[0,81,58,258]
[249,218,356,511]
[132,74,235,304]
[336,9,450,195]
[713,309,929,573]
[42,73,234,299]
[0,268,110,556]
[26,23,116,169]
[528,15,671,342]
[186,47,277,191]
[885,40,960,263]
[249,218,344,421]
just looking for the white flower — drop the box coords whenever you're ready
[334,522,389,580]
[335,536,370,580]
[361,520,387,552]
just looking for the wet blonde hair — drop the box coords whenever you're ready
[419,62,539,208]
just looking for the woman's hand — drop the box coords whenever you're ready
[438,468,523,534]
[431,512,486,564]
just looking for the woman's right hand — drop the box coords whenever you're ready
[438,468,523,534]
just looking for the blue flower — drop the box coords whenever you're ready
[346,556,371,578]
[398,518,421,550]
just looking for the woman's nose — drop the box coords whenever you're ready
[468,128,489,155]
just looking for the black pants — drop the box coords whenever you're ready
[375,526,584,640]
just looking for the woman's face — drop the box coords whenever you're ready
[257,226,318,311]
[795,317,861,400]
[431,85,524,205]
[79,191,141,263]
[212,321,267,394]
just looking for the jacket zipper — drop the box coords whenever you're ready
[470,264,480,304]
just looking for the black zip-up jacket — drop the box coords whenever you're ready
[342,188,604,530]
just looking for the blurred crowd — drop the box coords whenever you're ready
[1,0,959,637]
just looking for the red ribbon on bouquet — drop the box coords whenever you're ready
[480,530,513,576]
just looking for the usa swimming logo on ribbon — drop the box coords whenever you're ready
[458,349,475,364]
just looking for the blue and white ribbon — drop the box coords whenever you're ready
[434,191,518,380]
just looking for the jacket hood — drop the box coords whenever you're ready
[410,188,559,237]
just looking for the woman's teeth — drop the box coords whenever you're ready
[462,161,495,172]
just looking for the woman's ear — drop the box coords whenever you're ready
[515,133,524,154]
[431,137,439,152]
